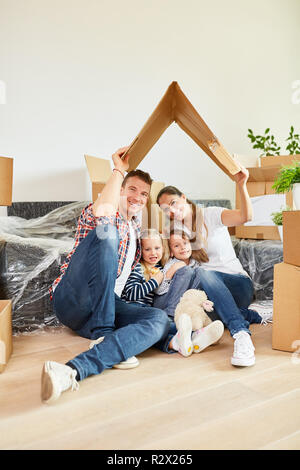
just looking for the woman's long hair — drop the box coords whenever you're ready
[156,186,209,263]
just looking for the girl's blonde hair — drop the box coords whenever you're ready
[140,229,167,280]
[156,186,209,263]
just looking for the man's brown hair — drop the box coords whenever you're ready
[122,169,153,188]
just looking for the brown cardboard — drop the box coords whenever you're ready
[260,155,300,168]
[235,165,292,240]
[283,210,300,267]
[0,300,13,373]
[84,154,112,201]
[123,82,241,178]
[0,156,13,206]
[146,181,165,232]
[272,263,300,352]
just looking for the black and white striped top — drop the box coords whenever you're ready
[121,263,161,306]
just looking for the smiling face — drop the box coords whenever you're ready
[169,233,192,261]
[119,176,150,219]
[141,236,163,266]
[158,192,191,221]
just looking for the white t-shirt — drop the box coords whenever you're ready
[114,220,137,296]
[200,207,248,276]
[174,206,248,277]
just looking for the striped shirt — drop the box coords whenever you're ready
[49,203,141,299]
[121,263,161,306]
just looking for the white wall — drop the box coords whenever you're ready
[1,0,300,206]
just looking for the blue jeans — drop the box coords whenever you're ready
[153,266,195,353]
[153,265,262,339]
[52,224,170,379]
[153,266,195,317]
[192,267,261,336]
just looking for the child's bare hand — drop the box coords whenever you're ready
[152,271,164,285]
[166,261,186,279]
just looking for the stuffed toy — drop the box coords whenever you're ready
[174,288,214,331]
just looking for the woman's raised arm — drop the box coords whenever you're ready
[221,166,253,227]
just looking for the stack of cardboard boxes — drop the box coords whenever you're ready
[0,156,13,373]
[235,156,299,240]
[272,210,300,352]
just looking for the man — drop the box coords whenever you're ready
[41,147,169,403]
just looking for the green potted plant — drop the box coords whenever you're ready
[271,207,292,241]
[271,209,283,241]
[248,126,300,167]
[247,128,281,157]
[272,161,300,209]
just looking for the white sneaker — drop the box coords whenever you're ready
[89,336,105,349]
[41,361,79,404]
[176,314,193,357]
[231,331,255,367]
[89,336,139,369]
[249,301,273,324]
[192,320,224,353]
[112,356,140,369]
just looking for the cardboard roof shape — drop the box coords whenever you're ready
[123,81,241,178]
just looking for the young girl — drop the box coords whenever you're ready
[122,228,165,306]
[156,166,272,367]
[122,228,224,357]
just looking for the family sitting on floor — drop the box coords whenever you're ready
[41,146,270,404]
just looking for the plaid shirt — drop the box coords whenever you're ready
[49,203,141,299]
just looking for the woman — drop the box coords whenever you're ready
[155,167,270,367]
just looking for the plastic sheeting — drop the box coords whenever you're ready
[0,202,88,334]
[232,237,283,300]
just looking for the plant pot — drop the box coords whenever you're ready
[292,183,300,209]
[277,225,283,242]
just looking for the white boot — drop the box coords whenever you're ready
[231,331,255,367]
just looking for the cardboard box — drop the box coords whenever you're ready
[84,154,112,201]
[0,156,13,206]
[272,263,300,352]
[283,210,300,267]
[0,300,13,373]
[122,81,241,178]
[146,181,165,232]
[260,154,300,168]
[235,165,293,240]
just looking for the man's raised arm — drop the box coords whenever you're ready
[92,147,130,218]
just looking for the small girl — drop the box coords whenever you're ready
[122,228,223,357]
[121,229,165,305]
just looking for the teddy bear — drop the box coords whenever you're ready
[174,288,214,331]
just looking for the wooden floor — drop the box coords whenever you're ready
[1,323,300,450]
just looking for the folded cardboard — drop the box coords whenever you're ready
[235,165,293,239]
[0,156,13,206]
[0,300,13,373]
[272,262,300,353]
[283,210,300,267]
[122,81,241,178]
[260,154,300,168]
